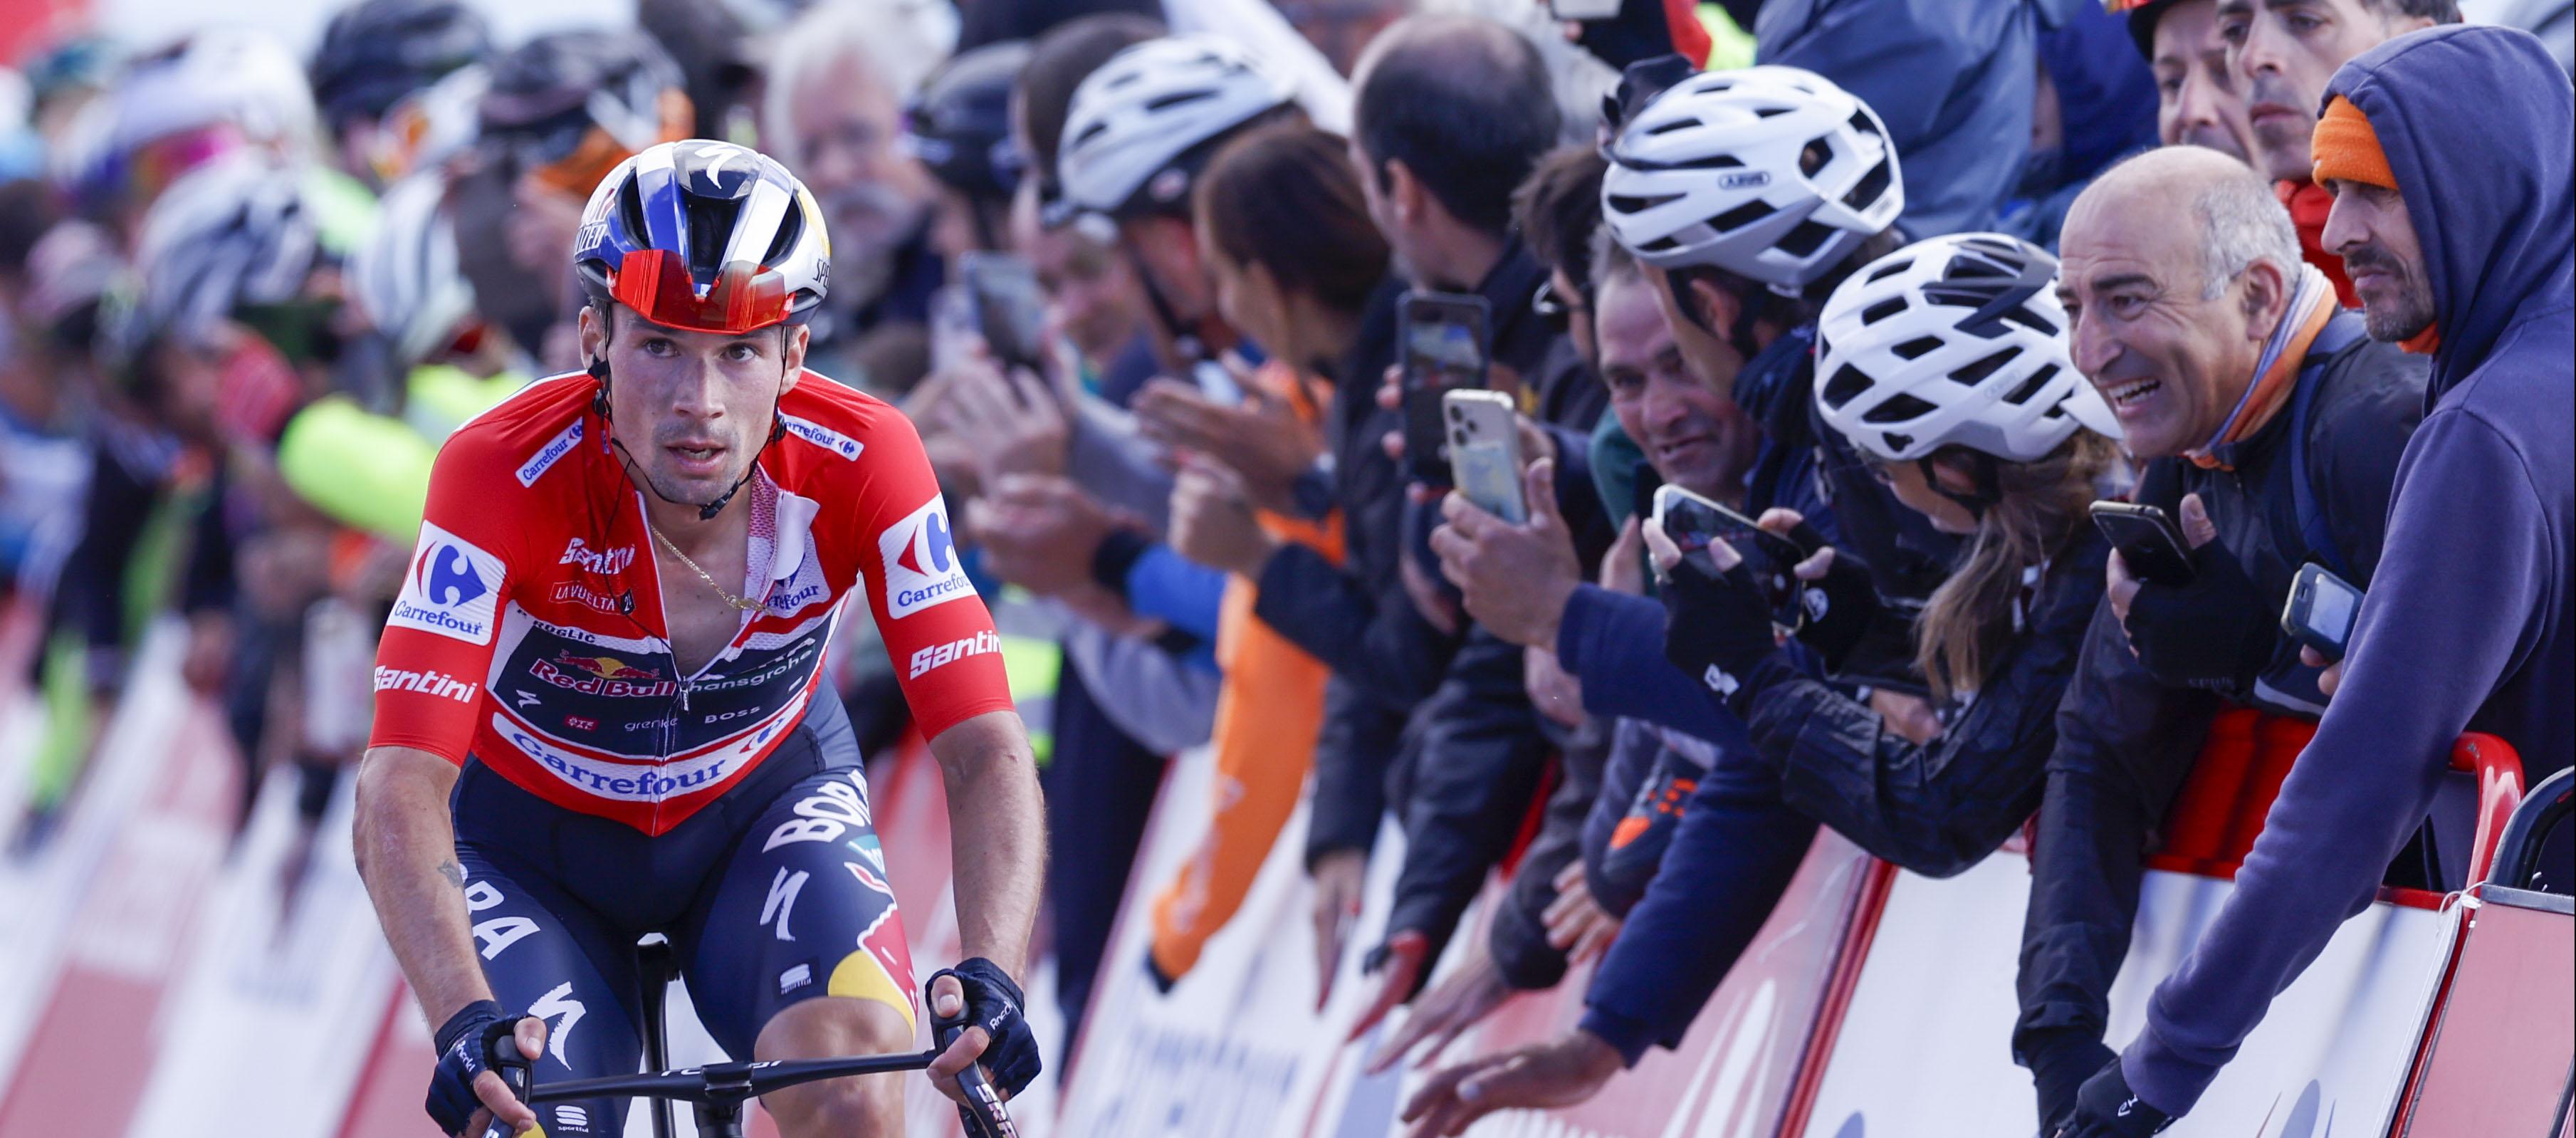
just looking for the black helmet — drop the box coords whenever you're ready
[903,40,1034,202]
[309,0,493,130]
[478,30,689,194]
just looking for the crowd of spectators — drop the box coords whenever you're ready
[0,0,2566,1134]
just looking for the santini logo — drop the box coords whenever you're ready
[559,538,634,575]
[388,522,503,644]
[878,496,974,618]
[374,666,480,704]
[909,630,1000,678]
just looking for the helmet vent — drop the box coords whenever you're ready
[1891,336,1942,361]
[1821,364,1872,409]
[1864,393,1935,424]
[1712,199,1774,232]
[1776,219,1833,258]
[1609,192,1685,215]
[1865,258,1911,284]
[1859,298,1906,325]
[1674,153,1746,169]
[1847,110,1880,138]
[686,194,742,279]
[1949,348,2019,387]
[1843,160,1892,211]
[1146,90,1215,113]
[2001,363,2058,406]
[1645,118,1696,136]
[1799,140,1829,177]
[1754,105,1792,119]
[617,176,651,256]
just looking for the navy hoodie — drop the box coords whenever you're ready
[2124,26,2575,1112]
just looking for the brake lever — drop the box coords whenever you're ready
[478,1045,535,1138]
[953,1063,1019,1138]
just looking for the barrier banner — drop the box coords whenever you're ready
[1795,853,2455,1137]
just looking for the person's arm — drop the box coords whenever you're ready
[1379,630,1555,967]
[2120,412,2553,1115]
[1554,584,1749,746]
[353,746,489,1024]
[928,711,1046,977]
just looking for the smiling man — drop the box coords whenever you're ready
[2216,0,2458,303]
[2014,143,2426,1131]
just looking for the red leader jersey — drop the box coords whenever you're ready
[367,370,1014,835]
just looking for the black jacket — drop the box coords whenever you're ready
[2014,312,2426,1067]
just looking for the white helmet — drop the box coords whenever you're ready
[112,29,318,157]
[131,153,318,347]
[1058,35,1294,216]
[1602,66,1901,289]
[1815,233,2118,464]
[352,171,476,367]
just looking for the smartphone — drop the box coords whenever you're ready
[1549,0,1625,19]
[1190,358,1244,406]
[2281,563,2363,663]
[1652,484,1814,627]
[958,252,1049,375]
[1399,291,1490,486]
[1445,389,1526,524]
[2090,501,2197,586]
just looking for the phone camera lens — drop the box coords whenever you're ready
[1447,405,1463,422]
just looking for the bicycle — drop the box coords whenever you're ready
[486,939,1018,1138]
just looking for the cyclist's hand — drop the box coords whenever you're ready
[927,959,1042,1101]
[1345,929,1430,1043]
[1399,1028,1622,1137]
[1365,944,1512,1075]
[425,1001,544,1137]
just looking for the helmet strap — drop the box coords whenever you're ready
[595,348,789,523]
[1918,451,2001,521]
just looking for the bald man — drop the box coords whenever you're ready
[2011,145,2427,1132]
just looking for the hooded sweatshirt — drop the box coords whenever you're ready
[2124,26,2575,1112]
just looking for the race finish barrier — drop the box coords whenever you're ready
[1782,711,2536,1138]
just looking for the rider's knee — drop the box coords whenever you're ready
[754,996,913,1134]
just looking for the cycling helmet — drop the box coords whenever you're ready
[1602,66,1902,290]
[353,172,476,367]
[481,30,691,196]
[1814,233,2117,463]
[127,154,318,348]
[112,30,318,157]
[309,0,493,131]
[1057,35,1296,217]
[904,40,1033,202]
[369,64,489,183]
[572,139,829,335]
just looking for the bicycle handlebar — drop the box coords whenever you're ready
[508,1046,1016,1137]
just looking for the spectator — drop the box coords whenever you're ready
[1010,12,1163,207]
[306,0,491,189]
[2021,144,2429,1132]
[2222,0,2458,304]
[1008,189,1156,406]
[2061,25,2573,1134]
[906,41,1032,261]
[2002,4,2160,247]
[764,1,953,380]
[1277,0,1408,75]
[2122,0,2259,161]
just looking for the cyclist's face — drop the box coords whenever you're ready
[584,305,810,509]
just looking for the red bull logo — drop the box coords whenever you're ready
[530,652,677,699]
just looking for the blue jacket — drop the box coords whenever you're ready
[2125,26,2575,1113]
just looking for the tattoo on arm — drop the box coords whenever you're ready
[438,860,465,889]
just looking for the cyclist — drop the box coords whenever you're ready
[353,138,1044,1138]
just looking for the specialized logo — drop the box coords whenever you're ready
[517,419,584,486]
[780,413,863,460]
[388,521,503,644]
[558,538,634,575]
[909,629,1000,679]
[530,651,677,699]
[878,496,974,619]
[373,666,481,705]
[1702,664,1741,699]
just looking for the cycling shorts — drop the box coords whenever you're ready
[450,694,916,1137]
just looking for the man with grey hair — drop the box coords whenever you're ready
[2010,144,2428,1132]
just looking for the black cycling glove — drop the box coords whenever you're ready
[2054,1058,2175,1137]
[1659,552,1781,716]
[2023,1029,2115,1135]
[929,958,1043,1097]
[425,1000,531,1137]
[1782,532,1880,673]
[2122,534,2272,694]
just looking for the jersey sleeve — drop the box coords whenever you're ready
[846,408,1016,740]
[366,434,523,763]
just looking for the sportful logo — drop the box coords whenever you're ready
[780,413,863,460]
[373,666,481,704]
[909,629,1000,679]
[387,521,504,644]
[878,496,974,619]
[558,538,634,575]
[517,419,585,486]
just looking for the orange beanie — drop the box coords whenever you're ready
[2310,96,2397,191]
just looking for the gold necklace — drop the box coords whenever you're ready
[647,523,765,612]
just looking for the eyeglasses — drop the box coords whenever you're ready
[1534,279,1587,333]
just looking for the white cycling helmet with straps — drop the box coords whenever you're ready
[130,152,318,348]
[1057,34,1294,216]
[353,171,476,367]
[1815,232,2119,464]
[1602,66,1901,290]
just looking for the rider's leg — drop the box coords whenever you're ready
[676,754,920,1138]
[453,844,646,1138]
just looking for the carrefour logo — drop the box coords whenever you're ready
[780,414,862,461]
[877,496,974,619]
[387,521,505,645]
